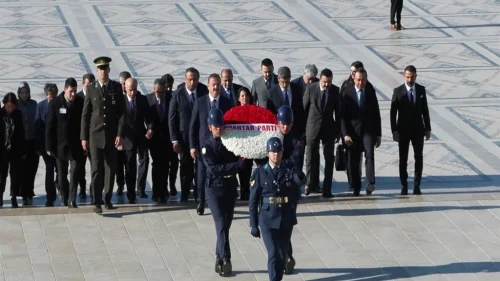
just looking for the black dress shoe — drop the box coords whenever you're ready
[104,202,114,210]
[139,193,148,199]
[197,203,205,216]
[352,190,361,196]
[62,201,69,207]
[129,198,137,204]
[159,197,167,204]
[22,198,29,206]
[116,186,124,196]
[93,205,103,214]
[322,193,334,198]
[152,195,158,202]
[169,189,177,197]
[304,186,311,196]
[366,184,375,195]
[284,255,296,275]
[215,259,222,274]
[401,186,408,195]
[68,202,78,208]
[220,258,232,277]
[413,187,422,195]
[45,201,54,207]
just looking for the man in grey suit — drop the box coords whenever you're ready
[251,58,278,108]
[81,56,126,214]
[303,68,341,198]
[221,69,242,106]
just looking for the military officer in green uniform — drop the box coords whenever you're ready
[81,56,127,214]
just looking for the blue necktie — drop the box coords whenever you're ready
[283,89,289,106]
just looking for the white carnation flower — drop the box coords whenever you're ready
[221,126,283,159]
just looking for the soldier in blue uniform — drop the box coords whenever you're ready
[276,105,304,274]
[249,137,305,281]
[201,108,245,277]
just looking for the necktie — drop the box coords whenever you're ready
[409,89,414,104]
[321,90,327,110]
[266,80,270,89]
[359,89,364,108]
[67,101,72,108]
[283,89,289,106]
[101,84,106,94]
[157,99,164,120]
[211,98,217,109]
[130,99,136,119]
[227,89,233,104]
[190,93,195,106]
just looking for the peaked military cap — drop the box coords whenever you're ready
[93,56,112,67]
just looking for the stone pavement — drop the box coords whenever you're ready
[0,0,499,280]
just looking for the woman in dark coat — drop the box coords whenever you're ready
[235,87,254,200]
[0,93,25,208]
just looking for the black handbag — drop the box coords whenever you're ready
[335,143,346,171]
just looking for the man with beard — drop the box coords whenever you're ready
[391,65,431,195]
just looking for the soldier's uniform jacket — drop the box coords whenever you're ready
[249,163,305,229]
[80,80,126,149]
[202,136,240,200]
[282,133,304,170]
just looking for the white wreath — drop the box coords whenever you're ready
[221,127,283,159]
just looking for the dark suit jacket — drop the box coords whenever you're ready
[251,75,278,108]
[266,83,306,136]
[291,76,319,95]
[168,86,207,146]
[390,83,431,138]
[303,82,341,140]
[340,83,381,141]
[34,99,50,153]
[176,82,209,95]
[81,80,126,149]
[0,108,25,156]
[146,92,170,143]
[77,90,85,99]
[222,83,242,106]
[123,93,153,150]
[189,95,233,150]
[46,93,85,161]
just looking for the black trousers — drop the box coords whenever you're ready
[90,145,117,205]
[41,152,58,203]
[347,134,376,192]
[149,140,170,199]
[390,0,404,25]
[208,194,236,260]
[78,152,92,196]
[167,147,179,193]
[136,143,149,194]
[116,147,142,200]
[0,150,21,197]
[398,135,424,188]
[20,139,39,198]
[238,159,253,199]
[196,152,206,202]
[305,133,335,194]
[179,146,195,201]
[56,158,81,204]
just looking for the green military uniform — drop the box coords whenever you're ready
[80,57,126,211]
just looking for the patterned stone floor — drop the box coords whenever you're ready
[0,0,499,280]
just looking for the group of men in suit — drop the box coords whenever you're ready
[250,58,431,198]
[28,54,430,213]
